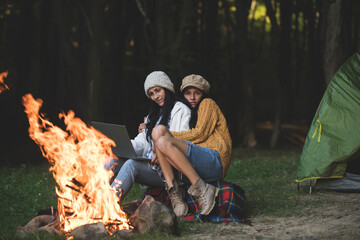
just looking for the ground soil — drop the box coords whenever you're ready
[186,192,360,240]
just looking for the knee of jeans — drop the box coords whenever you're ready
[121,159,137,172]
[104,157,117,170]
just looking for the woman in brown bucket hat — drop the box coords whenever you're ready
[149,74,232,218]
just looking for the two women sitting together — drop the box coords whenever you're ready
[106,71,232,218]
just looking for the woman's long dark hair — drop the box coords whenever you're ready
[146,88,177,142]
[179,92,207,129]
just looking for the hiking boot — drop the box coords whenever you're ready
[187,178,219,215]
[166,179,188,217]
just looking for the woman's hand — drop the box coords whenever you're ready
[151,146,159,164]
[138,117,147,133]
[138,123,146,133]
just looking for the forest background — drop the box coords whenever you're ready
[0,0,359,167]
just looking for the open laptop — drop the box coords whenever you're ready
[91,121,151,161]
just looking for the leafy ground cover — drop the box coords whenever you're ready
[1,147,359,239]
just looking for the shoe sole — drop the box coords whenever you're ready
[201,187,220,215]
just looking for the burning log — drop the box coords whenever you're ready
[70,222,108,239]
[16,197,177,239]
[16,215,63,238]
[64,178,92,204]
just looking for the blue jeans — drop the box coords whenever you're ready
[104,158,164,199]
[180,141,223,184]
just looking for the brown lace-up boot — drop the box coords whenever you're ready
[187,178,219,215]
[166,179,188,217]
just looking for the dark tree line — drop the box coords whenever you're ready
[0,0,359,166]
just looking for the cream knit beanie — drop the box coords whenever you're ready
[144,71,175,98]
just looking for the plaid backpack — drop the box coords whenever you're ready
[140,179,251,224]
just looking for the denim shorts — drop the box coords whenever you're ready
[179,141,223,184]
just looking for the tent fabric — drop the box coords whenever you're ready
[296,52,360,183]
[315,173,360,192]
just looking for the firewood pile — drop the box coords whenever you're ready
[16,195,177,239]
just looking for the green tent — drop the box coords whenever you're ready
[296,52,360,191]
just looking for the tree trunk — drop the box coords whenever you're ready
[279,0,293,120]
[153,0,175,68]
[235,0,255,148]
[172,0,197,75]
[353,1,360,52]
[39,0,59,116]
[264,0,281,149]
[293,1,303,109]
[320,0,344,85]
[52,0,76,113]
[304,0,324,123]
[0,0,37,146]
[203,0,218,75]
[18,0,36,94]
[106,0,137,124]
[81,0,106,121]
[341,0,360,56]
[222,0,253,147]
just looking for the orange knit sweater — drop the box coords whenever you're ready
[171,98,232,177]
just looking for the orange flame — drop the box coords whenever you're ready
[22,93,131,233]
[0,71,9,93]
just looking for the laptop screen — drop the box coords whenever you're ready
[91,121,138,159]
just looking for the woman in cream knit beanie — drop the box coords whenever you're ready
[104,71,191,204]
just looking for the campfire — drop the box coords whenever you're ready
[0,70,9,93]
[21,93,131,236]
